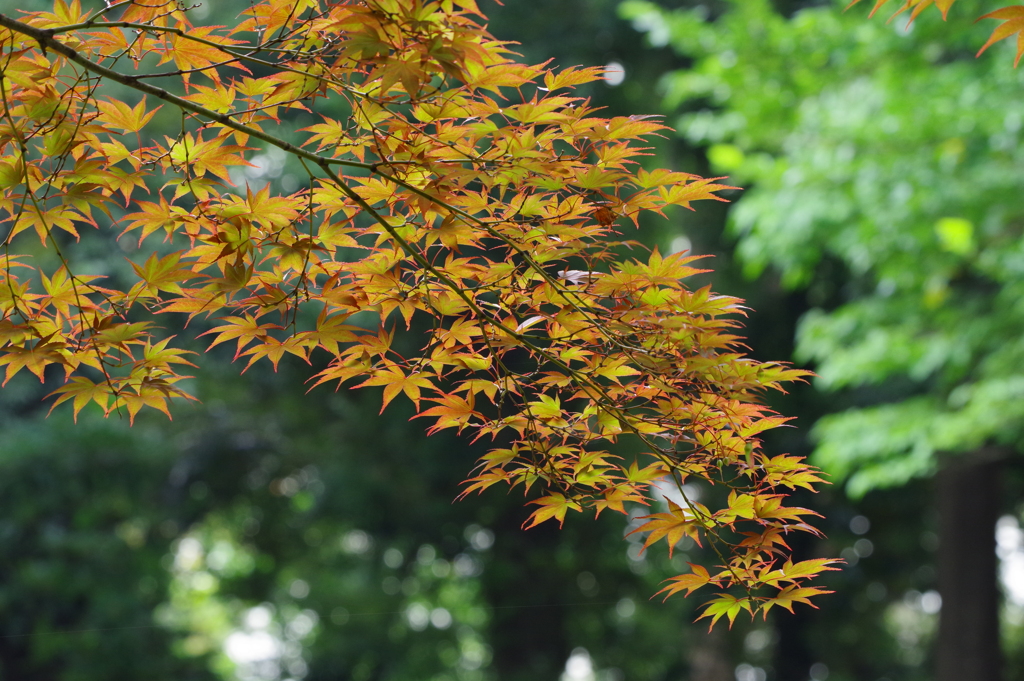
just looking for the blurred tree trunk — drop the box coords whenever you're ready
[688,627,732,681]
[936,452,1003,681]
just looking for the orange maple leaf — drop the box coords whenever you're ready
[977,6,1024,66]
[523,493,583,529]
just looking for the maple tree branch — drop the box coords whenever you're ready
[0,0,834,619]
[0,13,374,173]
[0,65,125,408]
[25,12,633,338]
[0,11,641,360]
[46,20,360,94]
[314,159,699,484]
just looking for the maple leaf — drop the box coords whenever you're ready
[438,317,482,348]
[354,364,436,412]
[0,341,66,385]
[459,468,512,498]
[543,66,604,92]
[201,315,281,358]
[29,0,101,31]
[296,314,360,356]
[654,563,713,599]
[121,199,186,244]
[157,26,247,87]
[751,495,822,524]
[140,337,198,373]
[0,320,28,347]
[528,394,567,425]
[130,251,193,297]
[416,393,479,433]
[977,6,1024,66]
[696,594,754,629]
[91,321,153,349]
[239,0,316,36]
[629,499,704,556]
[160,290,228,320]
[167,133,252,183]
[116,376,195,425]
[40,267,101,320]
[760,585,834,617]
[658,177,737,210]
[778,558,843,583]
[591,485,646,517]
[239,337,309,372]
[97,97,160,133]
[523,493,583,529]
[310,356,374,391]
[185,83,237,115]
[620,465,669,492]
[47,376,112,421]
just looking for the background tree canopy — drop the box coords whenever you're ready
[623,0,1024,679]
[4,1,1024,681]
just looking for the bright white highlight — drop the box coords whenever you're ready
[997,515,1024,606]
[225,631,280,664]
[561,648,595,681]
[603,62,625,87]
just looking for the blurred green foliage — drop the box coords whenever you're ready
[621,0,1024,679]
[622,0,1024,495]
